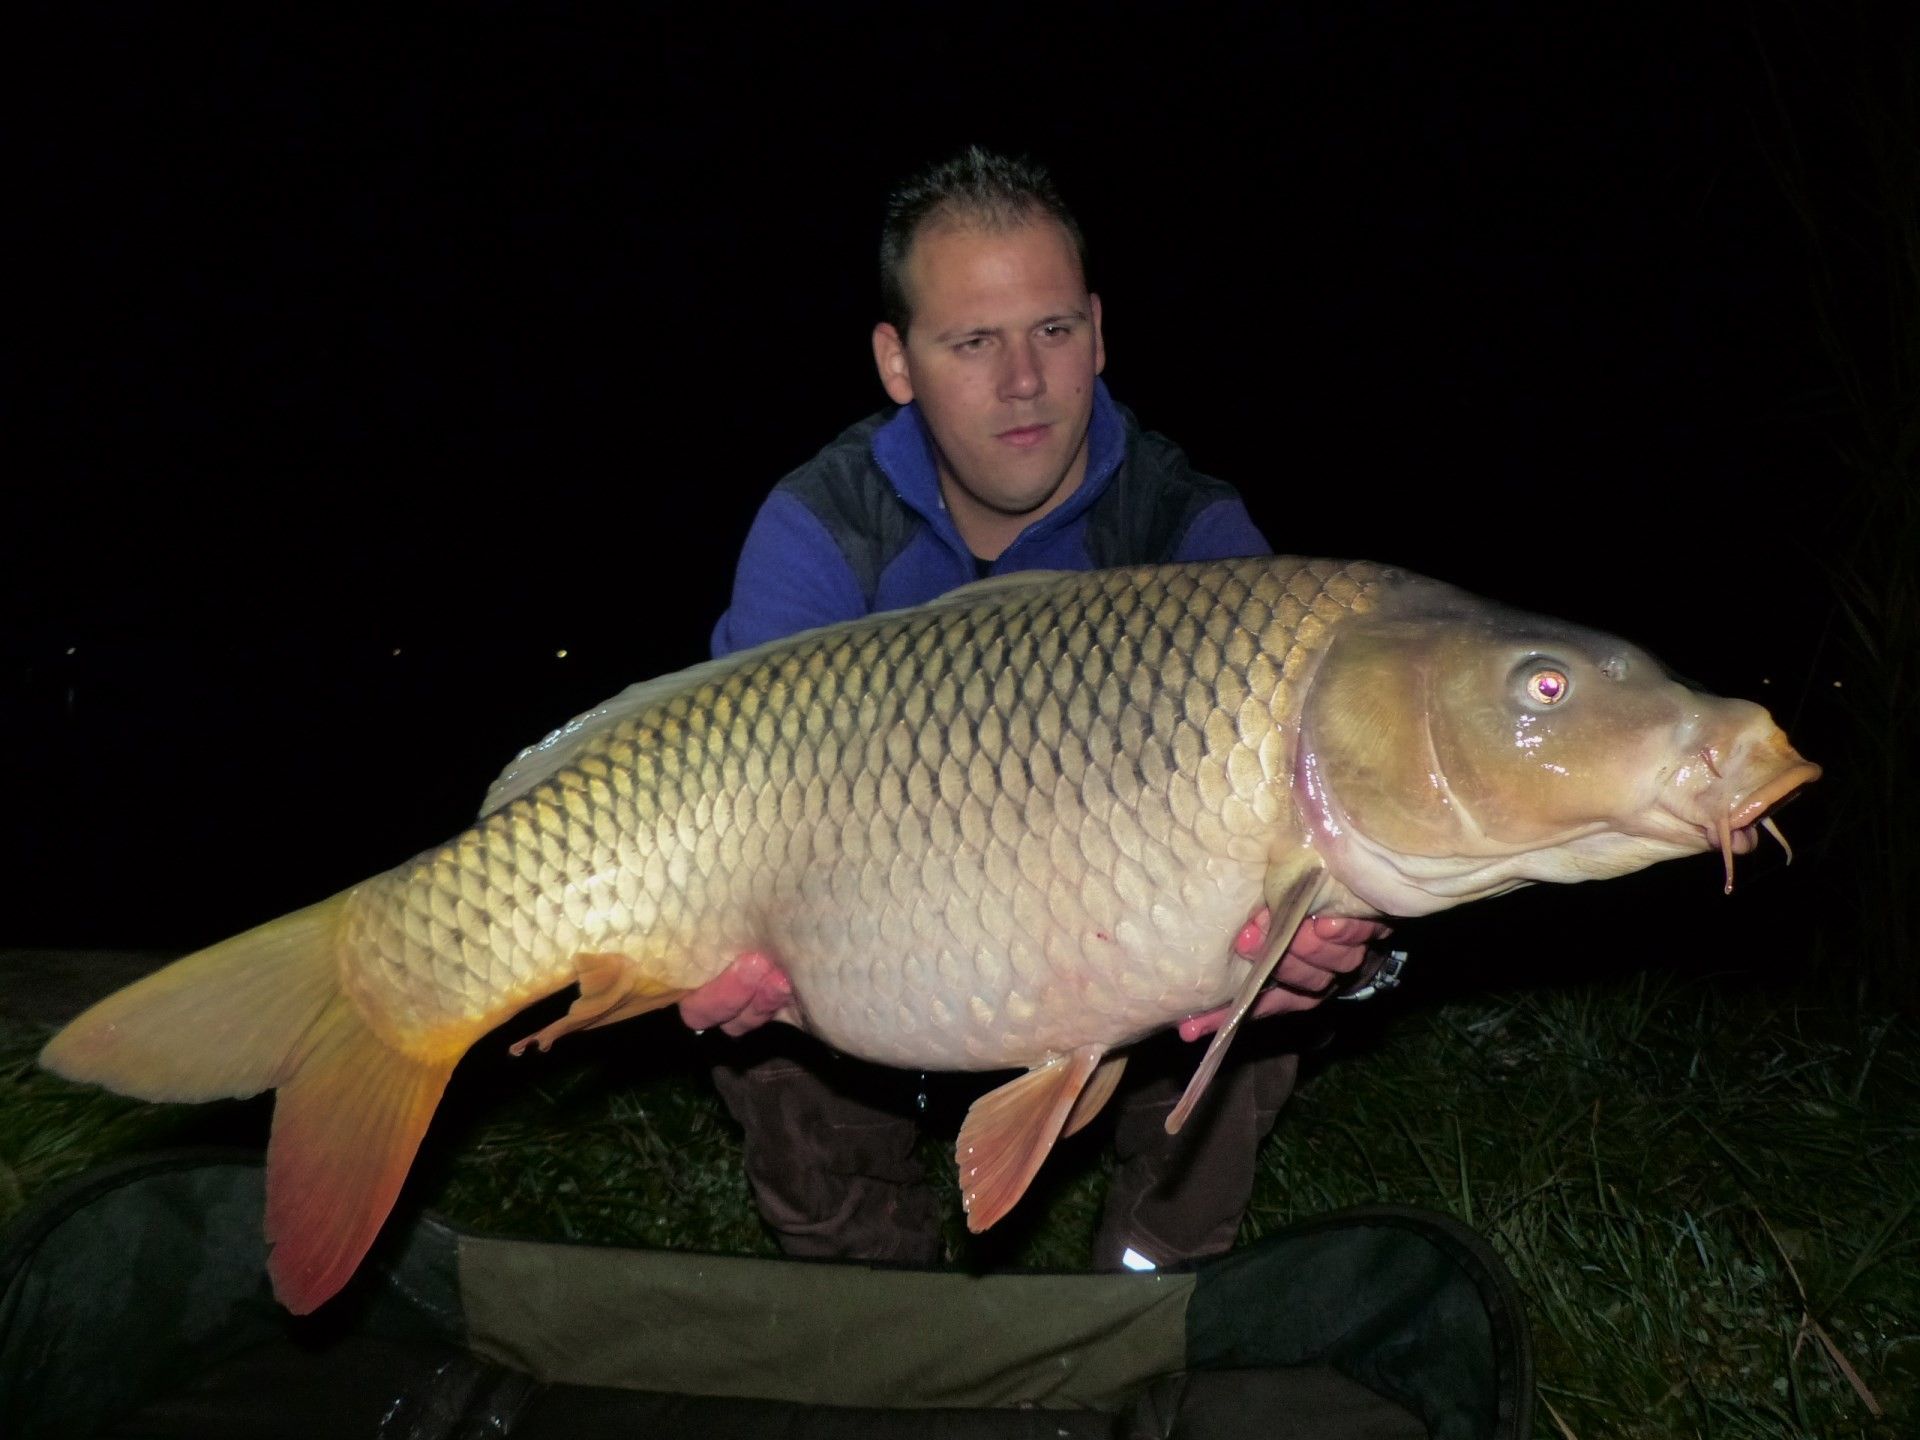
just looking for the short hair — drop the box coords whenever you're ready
[879,146,1090,336]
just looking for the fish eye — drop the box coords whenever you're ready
[1525,668,1571,705]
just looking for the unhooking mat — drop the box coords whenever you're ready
[0,1150,1533,1439]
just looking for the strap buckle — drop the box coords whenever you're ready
[1337,948,1409,1003]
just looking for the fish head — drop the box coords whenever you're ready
[1295,582,1821,915]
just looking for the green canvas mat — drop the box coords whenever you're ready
[0,1151,1532,1438]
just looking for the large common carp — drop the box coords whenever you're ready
[43,558,1819,1312]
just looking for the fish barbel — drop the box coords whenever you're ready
[42,557,1820,1311]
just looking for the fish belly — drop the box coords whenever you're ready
[772,848,1267,1069]
[751,728,1274,1069]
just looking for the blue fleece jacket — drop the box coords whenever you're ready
[713,380,1270,658]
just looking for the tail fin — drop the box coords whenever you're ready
[40,893,457,1314]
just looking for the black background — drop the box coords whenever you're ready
[6,3,1887,981]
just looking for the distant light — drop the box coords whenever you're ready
[555,648,569,659]
[391,648,403,657]
[1833,680,1842,688]
[1761,677,1771,685]
[66,647,77,656]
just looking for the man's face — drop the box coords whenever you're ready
[872,219,1106,545]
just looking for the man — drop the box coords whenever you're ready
[681,147,1389,1270]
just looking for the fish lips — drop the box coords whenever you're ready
[1677,742,1821,846]
[1677,750,1821,893]
[1722,759,1822,833]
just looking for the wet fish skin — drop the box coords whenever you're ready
[39,556,1819,1313]
[343,558,1387,1070]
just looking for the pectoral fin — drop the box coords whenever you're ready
[509,952,687,1055]
[1165,870,1321,1135]
[957,1044,1107,1232]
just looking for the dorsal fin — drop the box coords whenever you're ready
[480,655,751,817]
[478,570,1075,816]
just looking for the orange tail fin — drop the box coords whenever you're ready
[40,893,458,1314]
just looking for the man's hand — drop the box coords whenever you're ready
[678,950,797,1037]
[1177,911,1392,1041]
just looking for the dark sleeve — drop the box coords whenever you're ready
[1172,497,1274,561]
[709,491,869,658]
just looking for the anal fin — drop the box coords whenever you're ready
[957,1044,1106,1232]
[509,952,688,1055]
[1165,870,1320,1135]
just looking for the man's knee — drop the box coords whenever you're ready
[1095,1046,1300,1268]
[713,1047,940,1263]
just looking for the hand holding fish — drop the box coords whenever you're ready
[680,951,797,1037]
[1175,913,1390,1040]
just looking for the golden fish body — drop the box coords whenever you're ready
[43,555,1819,1314]
[343,557,1378,1070]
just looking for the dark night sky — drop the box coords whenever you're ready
[5,3,1886,965]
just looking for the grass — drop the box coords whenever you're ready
[1253,976,1918,1438]
[3,963,1913,1438]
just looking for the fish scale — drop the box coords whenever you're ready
[336,557,1382,1067]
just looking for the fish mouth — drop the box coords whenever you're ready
[1700,757,1822,894]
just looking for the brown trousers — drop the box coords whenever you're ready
[712,1030,1297,1268]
